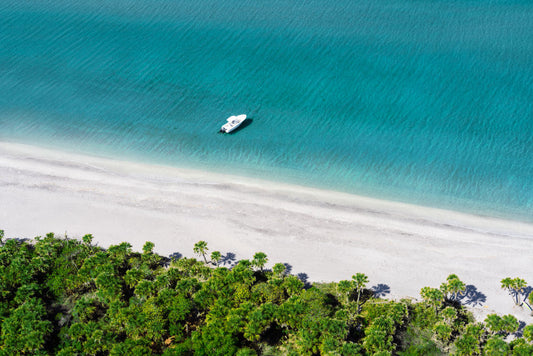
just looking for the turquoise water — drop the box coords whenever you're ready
[1,0,532,221]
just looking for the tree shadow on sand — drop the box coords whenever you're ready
[220,252,237,267]
[283,263,293,275]
[456,285,487,307]
[162,252,183,267]
[297,273,312,289]
[514,320,527,338]
[519,286,533,312]
[371,284,391,298]
[169,252,182,261]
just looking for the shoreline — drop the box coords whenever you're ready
[1,141,532,322]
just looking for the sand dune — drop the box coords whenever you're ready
[1,141,532,323]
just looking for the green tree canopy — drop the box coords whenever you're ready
[420,287,444,315]
[193,241,209,264]
[501,277,527,305]
[352,272,369,313]
[210,251,222,266]
[251,252,268,272]
[0,231,531,355]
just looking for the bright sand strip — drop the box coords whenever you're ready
[1,141,532,322]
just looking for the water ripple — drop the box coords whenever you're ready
[1,0,532,221]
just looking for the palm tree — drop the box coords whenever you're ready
[193,241,209,264]
[272,263,286,279]
[337,280,352,305]
[82,233,93,245]
[352,273,369,313]
[484,314,502,335]
[523,324,533,343]
[484,336,510,356]
[420,287,444,314]
[501,277,527,305]
[440,274,466,301]
[511,278,527,305]
[252,252,268,272]
[501,277,514,304]
[447,276,466,301]
[211,251,222,267]
[500,314,519,335]
[81,234,93,252]
[441,306,457,325]
[142,241,155,255]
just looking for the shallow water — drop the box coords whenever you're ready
[1,0,532,221]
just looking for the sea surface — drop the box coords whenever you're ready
[1,0,532,222]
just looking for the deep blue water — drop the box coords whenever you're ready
[1,0,532,221]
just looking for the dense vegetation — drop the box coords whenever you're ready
[0,230,532,355]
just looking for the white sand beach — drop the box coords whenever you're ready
[1,141,532,322]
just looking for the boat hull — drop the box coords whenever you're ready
[220,114,247,133]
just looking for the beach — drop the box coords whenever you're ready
[1,141,532,323]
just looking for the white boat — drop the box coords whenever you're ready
[220,114,247,133]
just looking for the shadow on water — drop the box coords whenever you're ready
[232,118,253,133]
[371,284,391,298]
